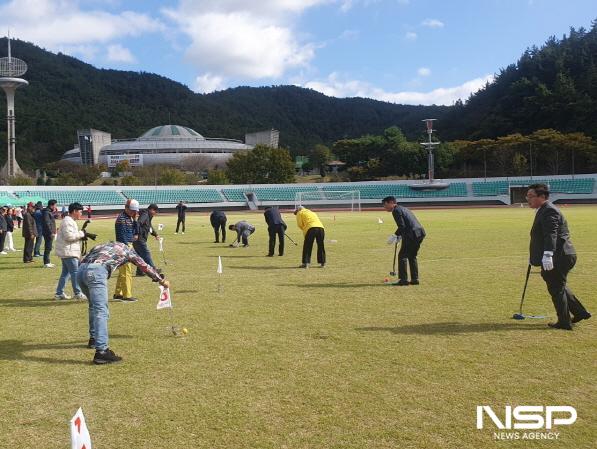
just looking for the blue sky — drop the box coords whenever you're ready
[0,0,594,105]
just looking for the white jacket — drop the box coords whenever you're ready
[55,216,85,258]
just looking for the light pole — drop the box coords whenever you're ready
[0,33,28,181]
[420,119,440,183]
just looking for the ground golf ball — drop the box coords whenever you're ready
[182,327,188,334]
[384,278,389,282]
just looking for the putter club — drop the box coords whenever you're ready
[158,238,169,265]
[512,264,545,320]
[389,240,398,276]
[284,233,298,246]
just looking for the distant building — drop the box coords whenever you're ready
[61,125,279,168]
[78,129,112,165]
[244,129,279,148]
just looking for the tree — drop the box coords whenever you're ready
[310,144,332,177]
[207,169,229,185]
[226,145,295,184]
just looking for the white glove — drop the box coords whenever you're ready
[542,251,554,271]
[387,235,401,245]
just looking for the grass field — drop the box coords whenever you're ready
[0,206,595,448]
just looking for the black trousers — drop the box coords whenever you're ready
[43,235,53,265]
[541,254,589,327]
[302,227,325,264]
[268,225,285,256]
[398,236,423,282]
[176,217,185,233]
[0,232,5,251]
[212,220,227,242]
[23,237,34,262]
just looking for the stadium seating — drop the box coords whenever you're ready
[472,178,595,196]
[321,183,468,198]
[121,189,223,204]
[13,190,126,205]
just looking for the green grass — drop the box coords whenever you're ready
[1,206,595,448]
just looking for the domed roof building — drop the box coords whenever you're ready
[62,125,266,169]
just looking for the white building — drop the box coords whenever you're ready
[62,125,276,168]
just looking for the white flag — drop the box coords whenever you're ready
[217,256,223,274]
[377,217,383,224]
[157,286,172,309]
[70,407,92,449]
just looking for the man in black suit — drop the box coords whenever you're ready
[264,206,287,256]
[210,210,227,243]
[527,183,591,330]
[382,196,426,286]
[175,201,187,234]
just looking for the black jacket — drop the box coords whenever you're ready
[210,210,227,226]
[176,203,187,219]
[0,214,6,232]
[529,201,576,266]
[136,209,157,243]
[5,214,14,232]
[264,207,287,230]
[22,211,38,239]
[41,207,57,237]
[392,205,425,242]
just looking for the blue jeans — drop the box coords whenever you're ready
[133,240,155,275]
[34,234,43,256]
[77,263,110,351]
[56,257,82,296]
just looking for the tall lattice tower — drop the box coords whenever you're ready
[0,33,28,181]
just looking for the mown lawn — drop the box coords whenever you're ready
[0,206,595,448]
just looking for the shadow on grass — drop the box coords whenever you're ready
[356,322,545,335]
[0,298,85,308]
[207,255,266,258]
[281,283,389,288]
[174,290,199,294]
[0,335,128,365]
[232,265,299,270]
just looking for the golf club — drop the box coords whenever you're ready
[284,233,298,246]
[390,240,398,276]
[158,237,169,265]
[512,264,545,320]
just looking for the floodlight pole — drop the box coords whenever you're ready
[420,119,440,183]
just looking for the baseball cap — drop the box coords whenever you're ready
[68,202,84,213]
[27,202,35,208]
[127,199,140,211]
[148,203,159,211]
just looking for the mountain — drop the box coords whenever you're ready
[0,19,596,170]
[441,21,597,140]
[0,38,448,169]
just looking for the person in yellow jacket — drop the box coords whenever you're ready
[294,206,326,268]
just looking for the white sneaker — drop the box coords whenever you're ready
[54,293,72,300]
[182,232,185,235]
[174,232,178,234]
[44,263,56,268]
[74,293,88,300]
[0,251,7,255]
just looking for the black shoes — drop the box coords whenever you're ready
[93,348,122,365]
[113,295,138,302]
[410,279,420,285]
[87,337,95,349]
[299,263,309,268]
[571,312,591,324]
[266,254,274,257]
[548,322,573,330]
[395,280,410,286]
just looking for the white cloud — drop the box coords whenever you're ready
[421,18,444,28]
[303,72,494,105]
[0,0,164,50]
[194,73,225,93]
[417,67,431,77]
[405,31,417,40]
[163,1,324,81]
[107,44,136,63]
